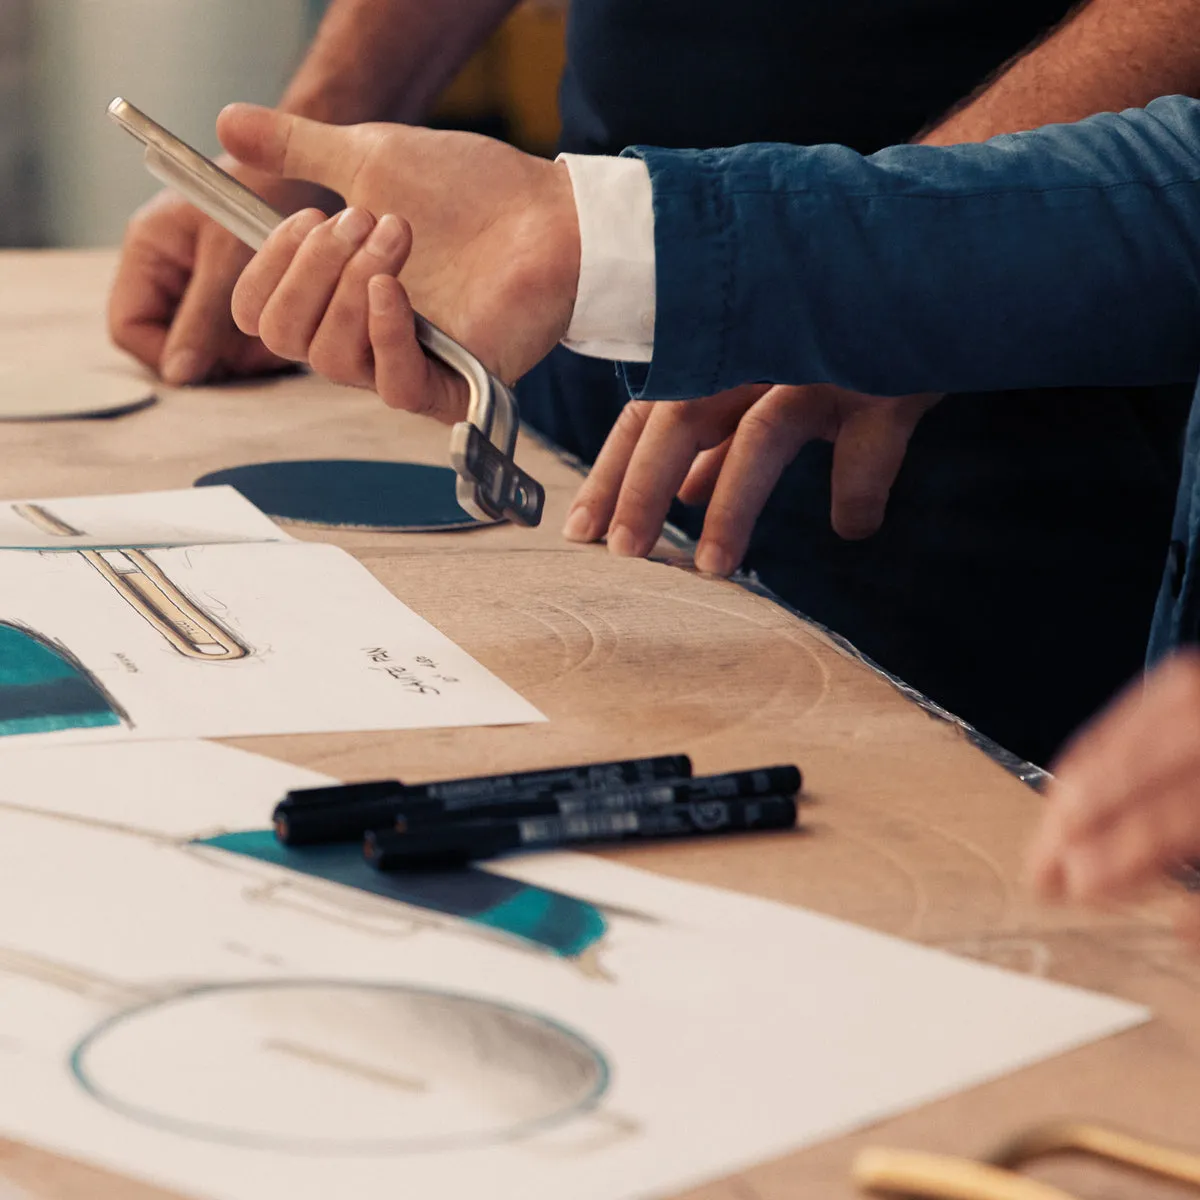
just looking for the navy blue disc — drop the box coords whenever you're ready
[195,460,487,532]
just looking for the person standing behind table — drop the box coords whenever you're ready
[108,0,1200,766]
[524,0,1200,769]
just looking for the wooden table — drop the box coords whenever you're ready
[3,250,1198,1200]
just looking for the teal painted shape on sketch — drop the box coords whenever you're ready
[198,830,607,960]
[473,887,608,957]
[0,623,122,737]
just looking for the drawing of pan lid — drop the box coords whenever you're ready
[0,622,126,738]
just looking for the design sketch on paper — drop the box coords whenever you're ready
[196,831,611,966]
[0,620,130,736]
[14,503,250,662]
[69,979,610,1154]
[78,548,250,661]
[0,796,630,1159]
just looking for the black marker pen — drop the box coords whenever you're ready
[273,753,694,846]
[398,765,803,830]
[365,794,800,870]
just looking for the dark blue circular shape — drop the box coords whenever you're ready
[195,460,486,531]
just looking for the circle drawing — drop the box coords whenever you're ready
[70,979,609,1154]
[195,461,486,532]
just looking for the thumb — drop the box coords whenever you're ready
[216,103,374,199]
[159,235,250,384]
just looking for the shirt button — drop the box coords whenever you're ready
[1169,538,1188,599]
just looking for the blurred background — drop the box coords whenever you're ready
[0,0,566,248]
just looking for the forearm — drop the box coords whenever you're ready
[922,0,1200,145]
[279,0,520,124]
[626,97,1200,400]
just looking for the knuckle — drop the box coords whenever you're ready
[308,339,364,385]
[703,498,752,536]
[613,479,658,518]
[738,407,792,443]
[614,401,653,437]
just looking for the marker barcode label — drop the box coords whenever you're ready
[519,810,642,843]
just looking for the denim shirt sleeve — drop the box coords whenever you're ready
[620,95,1200,400]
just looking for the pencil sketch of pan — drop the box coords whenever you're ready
[81,549,250,662]
[11,502,249,661]
[69,979,612,1155]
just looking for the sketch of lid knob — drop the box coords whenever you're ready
[70,980,610,1154]
[12,503,250,662]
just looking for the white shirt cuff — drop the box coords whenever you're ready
[557,153,656,363]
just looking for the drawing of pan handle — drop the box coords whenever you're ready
[82,550,249,661]
[12,502,84,537]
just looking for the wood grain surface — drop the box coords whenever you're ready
[1,250,1197,1200]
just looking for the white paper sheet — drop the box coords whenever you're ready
[0,539,543,745]
[0,741,1147,1200]
[0,486,292,549]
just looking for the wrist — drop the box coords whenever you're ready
[541,160,583,340]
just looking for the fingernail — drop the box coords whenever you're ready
[562,506,595,542]
[334,207,374,245]
[365,213,403,258]
[607,526,642,558]
[368,276,394,315]
[162,350,200,385]
[695,543,736,576]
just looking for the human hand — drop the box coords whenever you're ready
[216,103,581,388]
[108,166,331,385]
[230,207,470,423]
[562,382,940,571]
[1027,649,1200,941]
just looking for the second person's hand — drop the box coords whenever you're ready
[563,383,940,571]
[108,166,332,385]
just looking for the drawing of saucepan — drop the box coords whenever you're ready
[66,979,615,1155]
[13,502,248,661]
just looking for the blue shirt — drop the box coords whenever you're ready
[620,96,1200,663]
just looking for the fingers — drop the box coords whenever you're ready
[159,227,258,385]
[235,208,363,358]
[108,193,200,373]
[368,275,468,424]
[1043,773,1200,903]
[829,394,932,540]
[232,205,462,421]
[109,188,291,385]
[308,214,413,387]
[566,388,762,557]
[563,401,653,544]
[678,439,732,507]
[693,386,825,576]
[1026,650,1200,906]
[217,103,378,200]
[234,206,412,386]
